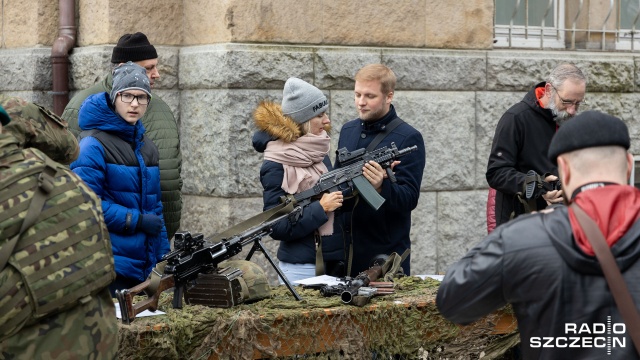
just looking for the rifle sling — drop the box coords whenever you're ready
[212,199,296,243]
[365,117,404,152]
[315,232,324,276]
[147,200,296,295]
[570,203,640,355]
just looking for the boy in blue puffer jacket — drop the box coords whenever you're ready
[71,61,170,296]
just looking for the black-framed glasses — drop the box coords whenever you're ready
[551,85,586,108]
[119,92,150,105]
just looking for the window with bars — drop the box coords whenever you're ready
[494,0,640,51]
[617,0,640,50]
[494,0,565,48]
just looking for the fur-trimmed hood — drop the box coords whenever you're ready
[253,101,331,143]
[253,101,302,143]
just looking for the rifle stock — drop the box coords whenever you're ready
[115,275,175,325]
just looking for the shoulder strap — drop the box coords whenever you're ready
[0,156,58,271]
[365,118,404,152]
[314,232,324,276]
[570,203,640,355]
[78,129,102,142]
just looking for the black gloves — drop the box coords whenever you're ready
[137,214,163,235]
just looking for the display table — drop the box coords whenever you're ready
[117,277,518,359]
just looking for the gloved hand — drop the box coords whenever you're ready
[137,214,163,236]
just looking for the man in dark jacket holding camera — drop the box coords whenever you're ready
[439,110,640,359]
[486,63,587,227]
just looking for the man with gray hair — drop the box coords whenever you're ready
[486,63,587,229]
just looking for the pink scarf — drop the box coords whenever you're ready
[264,131,334,235]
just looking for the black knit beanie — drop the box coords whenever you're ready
[111,32,158,63]
[548,110,630,165]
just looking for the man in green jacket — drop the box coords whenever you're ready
[62,32,182,240]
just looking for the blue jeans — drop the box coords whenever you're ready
[278,261,315,285]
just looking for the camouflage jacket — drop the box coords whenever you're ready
[0,95,79,165]
[62,73,183,239]
[0,133,118,359]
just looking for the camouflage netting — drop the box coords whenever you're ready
[117,277,519,360]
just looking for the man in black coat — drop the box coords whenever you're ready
[486,63,587,227]
[335,64,426,277]
[439,110,640,359]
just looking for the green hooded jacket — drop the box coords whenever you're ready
[62,73,183,239]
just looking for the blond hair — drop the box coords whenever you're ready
[355,64,396,95]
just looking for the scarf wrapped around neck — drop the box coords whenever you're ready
[263,130,334,235]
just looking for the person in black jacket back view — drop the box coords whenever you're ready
[486,63,587,227]
[438,110,640,359]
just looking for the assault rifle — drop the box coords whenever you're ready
[316,142,418,210]
[314,264,395,306]
[116,142,417,323]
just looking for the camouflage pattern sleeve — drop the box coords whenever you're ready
[0,95,80,164]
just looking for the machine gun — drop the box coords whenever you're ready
[115,208,301,324]
[313,265,395,306]
[115,143,416,323]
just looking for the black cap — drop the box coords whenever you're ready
[111,32,158,63]
[548,110,630,165]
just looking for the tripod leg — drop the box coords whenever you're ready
[249,239,302,301]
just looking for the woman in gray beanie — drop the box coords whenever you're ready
[71,62,170,296]
[253,77,345,283]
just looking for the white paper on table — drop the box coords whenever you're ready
[293,275,346,287]
[415,274,444,282]
[114,303,166,319]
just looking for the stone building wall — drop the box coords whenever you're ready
[0,0,637,282]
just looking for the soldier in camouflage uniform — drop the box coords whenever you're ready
[0,105,118,359]
[0,94,79,165]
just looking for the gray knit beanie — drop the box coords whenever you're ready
[110,61,151,105]
[281,77,328,124]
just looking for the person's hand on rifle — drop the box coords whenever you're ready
[320,191,344,212]
[542,174,564,205]
[363,160,401,193]
[363,160,385,192]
